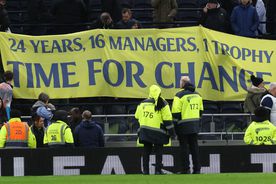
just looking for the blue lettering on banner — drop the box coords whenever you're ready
[60,62,79,88]
[35,63,60,88]
[87,59,102,86]
[125,61,146,88]
[103,60,124,87]
[155,62,173,88]
[198,62,219,90]
[218,66,238,92]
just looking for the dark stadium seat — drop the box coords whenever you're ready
[106,105,128,140]
[177,0,197,8]
[221,102,243,113]
[6,0,21,11]
[221,102,246,132]
[133,0,151,9]
[201,101,222,132]
[127,104,139,136]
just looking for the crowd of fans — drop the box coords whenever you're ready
[0,71,105,149]
[0,0,275,38]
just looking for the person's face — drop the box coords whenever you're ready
[132,23,138,29]
[241,0,250,5]
[0,0,6,6]
[207,3,217,9]
[122,12,131,22]
[270,87,276,97]
[35,117,44,129]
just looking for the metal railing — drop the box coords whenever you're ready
[21,113,251,141]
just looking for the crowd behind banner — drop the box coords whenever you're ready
[1,0,276,37]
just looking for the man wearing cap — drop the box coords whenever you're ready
[244,106,276,145]
[244,75,267,114]
[44,110,74,147]
[260,82,276,126]
[200,0,229,33]
[135,85,175,175]
[172,78,203,174]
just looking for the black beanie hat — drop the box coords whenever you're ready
[254,106,269,122]
[251,75,263,87]
[53,110,68,123]
[208,0,218,3]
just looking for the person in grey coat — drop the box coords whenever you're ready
[151,0,178,28]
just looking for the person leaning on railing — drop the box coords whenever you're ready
[244,106,276,145]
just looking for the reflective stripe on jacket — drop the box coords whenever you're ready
[5,121,29,148]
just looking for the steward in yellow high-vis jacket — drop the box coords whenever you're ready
[44,110,74,148]
[0,110,36,148]
[172,78,203,174]
[244,106,276,145]
[135,85,175,175]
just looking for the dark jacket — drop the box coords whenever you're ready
[244,86,267,113]
[0,4,10,32]
[74,120,104,148]
[151,0,178,23]
[231,3,259,37]
[266,0,276,34]
[116,18,141,29]
[200,5,229,33]
[31,125,45,148]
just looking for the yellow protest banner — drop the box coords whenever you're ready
[0,26,274,100]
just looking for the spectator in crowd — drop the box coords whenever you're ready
[0,0,10,32]
[68,107,82,132]
[151,0,178,28]
[135,85,175,175]
[74,110,104,148]
[244,106,276,145]
[172,78,203,174]
[51,0,88,34]
[27,0,51,35]
[260,82,276,125]
[116,8,141,29]
[31,92,55,127]
[200,0,229,33]
[0,97,7,127]
[244,75,267,114]
[0,71,13,120]
[231,0,259,37]
[96,12,115,29]
[31,113,45,148]
[44,110,74,147]
[101,0,122,23]
[252,0,266,35]
[266,0,276,35]
[219,0,239,14]
[0,110,36,148]
[131,21,140,29]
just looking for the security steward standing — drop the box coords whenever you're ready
[44,110,74,147]
[244,106,276,145]
[135,85,175,175]
[172,79,203,174]
[0,109,36,148]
